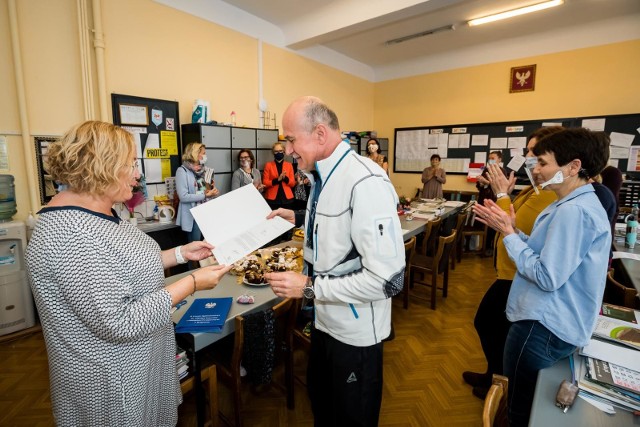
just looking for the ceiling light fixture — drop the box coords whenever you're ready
[467,0,563,27]
[385,24,456,46]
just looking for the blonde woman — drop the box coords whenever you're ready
[175,142,219,243]
[26,121,230,426]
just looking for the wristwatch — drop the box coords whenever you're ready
[302,276,315,299]
[496,192,508,199]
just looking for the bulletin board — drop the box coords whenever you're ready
[111,93,182,184]
[393,113,640,175]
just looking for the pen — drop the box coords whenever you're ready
[170,300,187,314]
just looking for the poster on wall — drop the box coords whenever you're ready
[111,94,181,184]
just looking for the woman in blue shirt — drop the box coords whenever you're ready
[473,128,611,426]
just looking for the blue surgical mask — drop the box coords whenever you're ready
[274,152,285,161]
[199,155,208,165]
[487,159,496,165]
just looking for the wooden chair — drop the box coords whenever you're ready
[462,211,488,256]
[288,298,312,386]
[212,298,295,427]
[604,269,639,309]
[420,216,442,257]
[409,230,456,310]
[482,374,509,427]
[450,211,468,270]
[402,236,417,309]
[180,364,219,427]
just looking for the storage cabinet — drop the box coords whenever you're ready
[181,124,278,194]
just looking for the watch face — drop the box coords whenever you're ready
[303,286,315,299]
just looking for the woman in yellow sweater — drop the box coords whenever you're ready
[462,127,562,399]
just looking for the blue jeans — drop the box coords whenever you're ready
[503,320,575,427]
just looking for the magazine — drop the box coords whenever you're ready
[592,316,640,350]
[601,303,640,324]
[587,357,640,395]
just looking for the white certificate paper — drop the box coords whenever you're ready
[190,184,294,265]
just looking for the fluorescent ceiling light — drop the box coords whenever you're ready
[385,24,456,46]
[468,0,564,27]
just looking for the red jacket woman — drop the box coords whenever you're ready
[262,142,296,209]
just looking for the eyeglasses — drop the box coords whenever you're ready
[239,156,251,160]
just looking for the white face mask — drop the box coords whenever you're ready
[488,159,496,165]
[523,156,539,194]
[368,144,378,153]
[540,169,567,189]
[241,159,250,168]
[199,155,208,165]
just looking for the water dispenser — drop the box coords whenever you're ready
[0,221,35,336]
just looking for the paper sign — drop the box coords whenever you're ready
[191,184,294,265]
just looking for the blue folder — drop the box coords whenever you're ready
[175,297,233,333]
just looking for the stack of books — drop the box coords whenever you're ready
[176,346,189,381]
[577,303,640,412]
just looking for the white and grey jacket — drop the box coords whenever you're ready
[305,141,405,347]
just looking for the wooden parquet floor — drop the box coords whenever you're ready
[0,255,495,427]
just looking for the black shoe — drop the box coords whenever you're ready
[472,386,489,400]
[462,371,491,388]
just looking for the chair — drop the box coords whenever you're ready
[604,269,639,309]
[462,211,488,256]
[213,298,295,427]
[288,298,312,386]
[450,211,468,270]
[409,230,456,310]
[402,236,417,309]
[420,216,442,257]
[180,364,219,427]
[482,374,509,427]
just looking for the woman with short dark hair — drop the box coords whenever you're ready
[231,149,264,192]
[421,154,446,198]
[473,128,611,426]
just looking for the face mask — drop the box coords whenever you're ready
[199,155,208,165]
[368,144,378,153]
[524,157,539,194]
[274,152,285,161]
[540,169,567,189]
[241,159,250,168]
[487,159,496,165]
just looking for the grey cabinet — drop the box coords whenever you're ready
[181,123,278,194]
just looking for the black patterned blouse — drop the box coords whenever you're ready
[26,207,181,426]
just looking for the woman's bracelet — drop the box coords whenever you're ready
[175,246,187,264]
[189,273,197,295]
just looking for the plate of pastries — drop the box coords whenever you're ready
[231,246,303,286]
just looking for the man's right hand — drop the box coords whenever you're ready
[267,208,295,225]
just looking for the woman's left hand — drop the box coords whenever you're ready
[473,199,516,235]
[182,241,215,261]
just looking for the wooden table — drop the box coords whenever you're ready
[400,203,463,241]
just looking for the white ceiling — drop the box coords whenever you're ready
[155,0,640,82]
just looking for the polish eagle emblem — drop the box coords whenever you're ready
[515,70,531,87]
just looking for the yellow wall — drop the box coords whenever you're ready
[0,0,373,219]
[376,39,640,197]
[1,0,638,220]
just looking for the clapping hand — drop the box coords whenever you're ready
[473,199,516,236]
